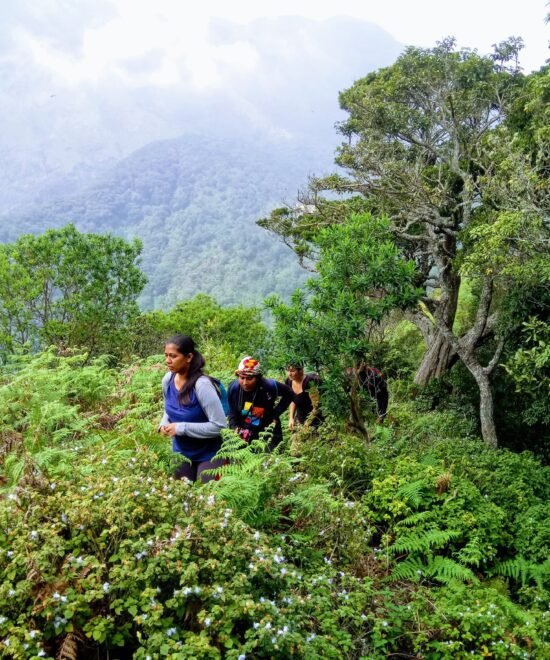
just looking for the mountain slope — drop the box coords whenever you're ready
[1,133,331,307]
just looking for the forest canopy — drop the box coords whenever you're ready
[259,38,550,448]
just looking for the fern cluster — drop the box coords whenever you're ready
[0,350,549,658]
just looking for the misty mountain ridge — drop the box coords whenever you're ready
[0,14,403,307]
[0,132,334,308]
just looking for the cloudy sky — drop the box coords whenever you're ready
[4,0,549,90]
[0,0,548,211]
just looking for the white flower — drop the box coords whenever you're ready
[30,530,39,540]
[102,582,110,593]
[307,633,316,641]
[166,627,177,637]
[253,622,260,629]
[265,622,272,630]
[0,617,5,625]
[50,483,56,490]
[8,589,16,597]
[280,568,287,575]
[6,551,13,558]
[29,630,38,639]
[207,495,216,505]
[253,531,260,540]
[37,650,47,657]
[204,617,211,627]
[238,655,246,660]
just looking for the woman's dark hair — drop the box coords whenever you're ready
[287,362,304,370]
[165,334,206,405]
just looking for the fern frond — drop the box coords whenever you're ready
[428,556,477,583]
[282,483,335,519]
[391,528,461,554]
[57,631,86,660]
[419,454,440,467]
[390,556,425,582]
[399,510,434,527]
[390,554,476,584]
[205,432,297,527]
[490,556,550,589]
[396,479,429,508]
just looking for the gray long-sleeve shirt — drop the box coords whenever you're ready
[159,373,227,438]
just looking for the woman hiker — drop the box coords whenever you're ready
[158,334,227,483]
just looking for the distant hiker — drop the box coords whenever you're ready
[227,356,293,449]
[159,334,227,483]
[285,362,323,430]
[349,364,389,421]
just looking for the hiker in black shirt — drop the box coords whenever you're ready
[227,356,293,449]
[356,365,389,420]
[285,363,323,429]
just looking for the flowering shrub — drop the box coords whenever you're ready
[0,352,549,658]
[0,446,376,659]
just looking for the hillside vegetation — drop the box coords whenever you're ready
[0,347,548,659]
[0,36,548,660]
[0,134,330,308]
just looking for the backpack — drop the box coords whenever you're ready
[262,377,278,400]
[210,377,230,415]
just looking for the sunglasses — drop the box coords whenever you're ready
[238,374,257,381]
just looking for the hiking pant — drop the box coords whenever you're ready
[175,457,226,483]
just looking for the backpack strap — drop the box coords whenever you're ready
[263,378,278,398]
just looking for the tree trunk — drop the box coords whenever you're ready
[414,267,461,386]
[348,381,369,440]
[414,330,456,386]
[465,363,499,448]
[433,277,500,448]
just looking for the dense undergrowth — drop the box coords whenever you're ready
[0,351,549,658]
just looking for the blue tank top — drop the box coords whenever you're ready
[165,374,222,462]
